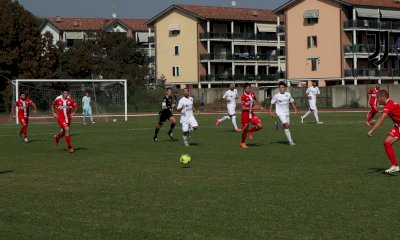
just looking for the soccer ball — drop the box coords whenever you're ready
[180,154,191,166]
[113,118,117,122]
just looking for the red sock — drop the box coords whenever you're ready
[57,133,64,139]
[65,135,71,148]
[249,126,259,133]
[384,141,398,166]
[241,131,247,143]
[367,112,375,123]
[22,125,27,138]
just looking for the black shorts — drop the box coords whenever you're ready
[158,111,173,124]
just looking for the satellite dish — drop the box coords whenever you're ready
[231,0,236,7]
[112,13,117,19]
[112,7,117,19]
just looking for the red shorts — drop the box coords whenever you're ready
[388,126,400,139]
[241,116,261,129]
[19,117,28,125]
[58,118,71,129]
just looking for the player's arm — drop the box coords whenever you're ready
[368,113,388,137]
[71,101,78,116]
[269,103,275,118]
[291,101,298,114]
[31,101,38,113]
[161,99,168,110]
[193,106,200,114]
[254,97,265,111]
[176,99,183,112]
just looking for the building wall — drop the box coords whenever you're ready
[41,23,61,45]
[286,0,342,81]
[154,10,199,84]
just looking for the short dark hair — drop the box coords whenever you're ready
[244,83,251,88]
[20,92,27,96]
[278,81,287,87]
[62,88,69,93]
[312,80,317,84]
[166,87,173,91]
[377,89,389,98]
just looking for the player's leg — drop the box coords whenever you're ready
[154,113,165,142]
[240,117,249,148]
[182,122,190,147]
[216,115,230,126]
[282,115,295,146]
[54,127,65,146]
[383,129,400,173]
[301,105,311,123]
[82,109,87,124]
[88,107,94,123]
[366,104,378,125]
[167,115,176,139]
[249,116,263,133]
[20,118,28,142]
[63,125,74,152]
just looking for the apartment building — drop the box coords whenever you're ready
[147,4,285,88]
[274,0,400,86]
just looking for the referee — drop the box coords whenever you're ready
[153,87,177,142]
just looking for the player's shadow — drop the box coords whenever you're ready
[270,141,290,145]
[0,170,14,175]
[247,143,263,147]
[366,168,398,176]
[28,139,44,143]
[189,143,200,146]
[59,147,88,152]
[156,139,179,143]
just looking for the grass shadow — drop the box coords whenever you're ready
[366,167,399,176]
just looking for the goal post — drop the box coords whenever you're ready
[12,79,128,124]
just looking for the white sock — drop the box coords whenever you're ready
[231,116,238,129]
[284,129,293,143]
[219,116,230,122]
[314,111,320,122]
[302,111,311,119]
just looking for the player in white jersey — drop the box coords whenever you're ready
[82,91,95,124]
[177,88,200,147]
[269,81,298,146]
[216,84,241,132]
[300,81,323,124]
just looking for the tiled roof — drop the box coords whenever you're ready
[342,0,400,9]
[175,4,280,22]
[46,17,150,31]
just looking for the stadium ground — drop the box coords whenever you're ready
[1,112,399,239]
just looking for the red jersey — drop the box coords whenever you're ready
[383,99,400,125]
[369,87,379,106]
[241,91,257,119]
[53,97,78,125]
[15,98,33,119]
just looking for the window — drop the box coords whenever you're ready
[171,30,180,36]
[311,59,318,71]
[173,66,180,77]
[307,18,319,24]
[66,39,74,47]
[174,45,180,55]
[307,36,317,48]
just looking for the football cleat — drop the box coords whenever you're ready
[24,138,29,143]
[235,128,242,132]
[385,165,400,173]
[183,141,190,147]
[168,131,173,140]
[153,135,158,142]
[289,142,296,146]
[248,132,253,140]
[216,119,220,126]
[54,135,59,146]
[240,142,248,149]
[275,121,279,131]
[365,121,371,126]
[317,121,324,124]
[68,147,75,153]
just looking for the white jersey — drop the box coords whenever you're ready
[178,96,194,123]
[306,86,320,100]
[271,92,294,115]
[223,89,238,108]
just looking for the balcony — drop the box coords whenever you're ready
[200,72,285,82]
[199,32,278,41]
[277,25,285,34]
[344,44,400,55]
[200,52,278,61]
[344,69,400,77]
[343,20,400,31]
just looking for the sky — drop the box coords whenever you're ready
[18,0,288,19]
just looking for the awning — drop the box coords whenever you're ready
[137,32,149,43]
[355,8,380,18]
[303,10,319,19]
[256,23,277,32]
[168,24,181,31]
[380,9,400,19]
[65,32,84,39]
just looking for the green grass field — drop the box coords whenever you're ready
[1,112,399,239]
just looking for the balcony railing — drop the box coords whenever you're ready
[344,69,400,77]
[277,25,285,34]
[343,20,400,31]
[199,32,278,41]
[344,44,400,54]
[200,52,279,61]
[200,73,285,82]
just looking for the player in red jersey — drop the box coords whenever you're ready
[11,93,37,143]
[368,89,400,173]
[240,83,264,149]
[366,84,380,126]
[51,89,78,153]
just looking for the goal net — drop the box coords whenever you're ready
[11,79,127,124]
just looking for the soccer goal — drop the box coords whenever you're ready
[11,79,128,124]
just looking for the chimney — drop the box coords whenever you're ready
[73,20,79,27]
[252,10,258,17]
[56,16,61,23]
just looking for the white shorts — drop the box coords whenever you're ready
[277,113,290,124]
[181,116,198,132]
[227,106,236,116]
[309,100,317,111]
